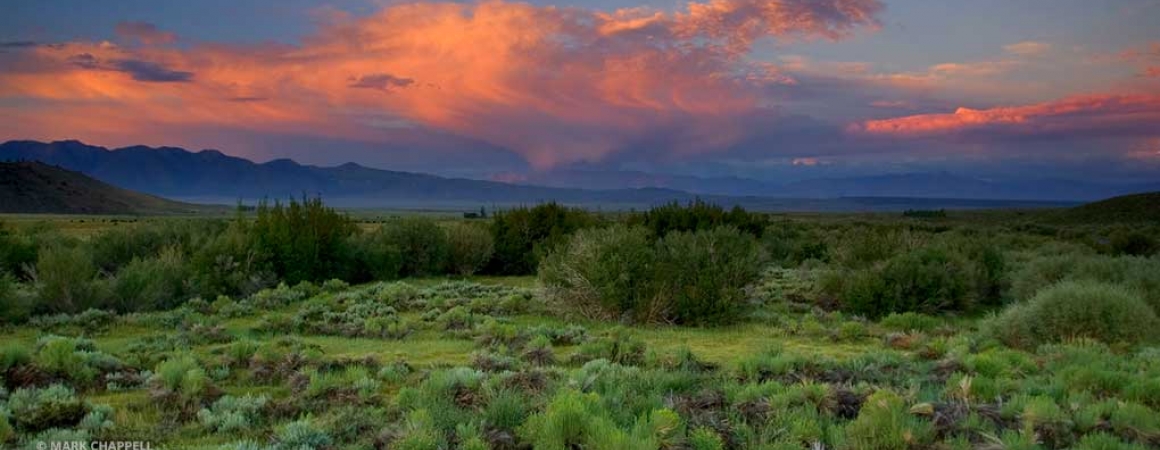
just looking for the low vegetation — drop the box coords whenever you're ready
[1,198,1158,449]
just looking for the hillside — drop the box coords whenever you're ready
[0,161,219,214]
[1058,191,1160,223]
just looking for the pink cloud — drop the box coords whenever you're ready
[0,0,884,169]
[852,94,1160,137]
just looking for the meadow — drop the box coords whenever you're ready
[2,199,1160,450]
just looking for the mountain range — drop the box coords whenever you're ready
[2,140,1149,209]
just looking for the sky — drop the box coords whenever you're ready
[1,0,1159,183]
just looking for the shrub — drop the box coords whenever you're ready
[380,217,450,277]
[273,417,332,450]
[251,197,357,284]
[111,246,192,312]
[445,223,494,276]
[655,226,764,325]
[190,220,272,298]
[30,245,107,314]
[840,247,975,317]
[538,225,656,322]
[198,395,269,433]
[990,281,1159,349]
[630,199,765,238]
[5,384,87,432]
[1010,254,1160,314]
[843,390,933,450]
[688,427,725,450]
[488,202,596,275]
[350,229,403,281]
[540,225,763,325]
[0,223,37,278]
[0,272,33,323]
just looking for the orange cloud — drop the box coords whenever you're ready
[0,0,883,169]
[853,94,1160,137]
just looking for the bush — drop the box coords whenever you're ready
[380,217,449,277]
[350,229,403,281]
[251,197,357,284]
[540,225,763,325]
[630,199,765,238]
[1010,254,1160,314]
[5,384,87,432]
[990,281,1159,349]
[198,395,269,433]
[0,272,32,323]
[842,390,933,450]
[539,226,655,322]
[190,220,272,298]
[31,245,107,314]
[488,202,596,275]
[0,222,37,278]
[840,247,975,317]
[655,227,764,325]
[445,223,494,276]
[111,246,192,312]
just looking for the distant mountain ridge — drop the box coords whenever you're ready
[2,139,1142,207]
[0,140,702,207]
[0,161,218,214]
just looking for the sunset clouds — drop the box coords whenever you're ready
[0,0,886,168]
[0,0,1158,182]
[855,94,1160,137]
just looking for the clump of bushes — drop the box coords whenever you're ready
[630,199,765,238]
[539,225,764,325]
[0,272,33,323]
[488,202,597,275]
[251,197,357,284]
[989,281,1159,349]
[380,217,449,277]
[111,246,193,312]
[197,395,269,433]
[4,384,88,433]
[826,244,1002,318]
[30,245,108,315]
[445,222,494,276]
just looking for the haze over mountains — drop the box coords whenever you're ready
[2,140,1154,209]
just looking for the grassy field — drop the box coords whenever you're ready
[2,203,1159,450]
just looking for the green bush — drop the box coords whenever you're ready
[488,202,596,275]
[0,272,32,323]
[842,390,933,450]
[539,225,655,322]
[198,395,269,433]
[31,245,107,314]
[190,220,272,298]
[445,222,494,276]
[273,417,332,450]
[5,384,87,433]
[655,227,764,325]
[990,281,1159,349]
[839,247,976,317]
[381,217,449,277]
[0,222,37,278]
[350,228,403,281]
[1010,254,1160,314]
[629,199,765,238]
[111,246,192,312]
[540,225,763,325]
[251,197,357,284]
